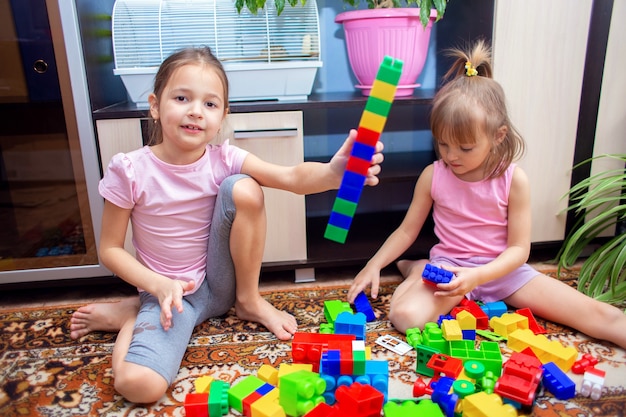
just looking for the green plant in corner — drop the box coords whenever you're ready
[235,0,448,27]
[557,153,626,303]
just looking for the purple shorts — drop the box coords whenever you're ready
[429,255,540,303]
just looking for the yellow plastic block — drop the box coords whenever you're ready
[456,310,477,330]
[370,79,397,102]
[277,363,313,386]
[258,364,278,386]
[462,391,518,417]
[507,328,578,371]
[251,388,286,417]
[358,110,387,133]
[194,375,214,393]
[489,312,528,338]
[441,319,463,341]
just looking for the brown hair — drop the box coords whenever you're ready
[430,39,525,179]
[147,47,229,145]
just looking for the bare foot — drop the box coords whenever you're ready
[69,296,140,340]
[235,296,297,341]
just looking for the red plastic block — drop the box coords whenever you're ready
[242,391,262,417]
[334,382,384,417]
[451,299,489,330]
[572,353,598,374]
[304,402,339,417]
[355,126,381,147]
[494,351,543,406]
[516,307,546,334]
[346,156,370,176]
[184,393,209,417]
[292,332,356,372]
[427,354,463,381]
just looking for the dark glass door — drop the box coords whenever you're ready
[0,0,99,274]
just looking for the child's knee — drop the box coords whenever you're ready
[232,177,264,211]
[389,303,429,334]
[114,365,169,403]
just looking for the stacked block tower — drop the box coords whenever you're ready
[324,56,404,244]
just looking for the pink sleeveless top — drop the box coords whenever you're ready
[430,160,515,259]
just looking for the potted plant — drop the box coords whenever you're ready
[237,0,448,96]
[557,154,626,303]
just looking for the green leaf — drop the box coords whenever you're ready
[432,0,448,20]
[420,2,431,28]
[557,153,626,304]
[276,0,286,14]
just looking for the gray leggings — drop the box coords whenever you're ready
[124,174,248,384]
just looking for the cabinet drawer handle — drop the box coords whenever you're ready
[233,128,298,139]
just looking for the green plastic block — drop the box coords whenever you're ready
[209,380,229,416]
[279,370,326,416]
[353,349,367,375]
[323,299,352,324]
[227,375,265,412]
[324,223,348,244]
[415,344,440,377]
[331,198,358,218]
[376,56,403,85]
[364,96,393,117]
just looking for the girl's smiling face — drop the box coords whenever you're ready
[148,63,227,164]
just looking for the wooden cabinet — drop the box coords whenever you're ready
[222,111,307,265]
[95,111,308,270]
[95,118,143,256]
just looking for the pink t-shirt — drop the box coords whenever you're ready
[430,160,515,259]
[98,141,248,293]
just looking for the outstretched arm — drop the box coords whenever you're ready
[241,129,384,195]
[347,164,435,302]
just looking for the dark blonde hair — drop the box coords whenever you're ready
[148,47,229,145]
[430,39,525,179]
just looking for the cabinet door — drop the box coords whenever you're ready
[493,1,592,242]
[225,111,307,263]
[96,118,143,255]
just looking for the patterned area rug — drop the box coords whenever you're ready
[1,277,625,417]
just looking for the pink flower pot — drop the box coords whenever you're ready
[335,8,437,96]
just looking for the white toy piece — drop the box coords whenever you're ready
[580,367,606,400]
[375,335,413,355]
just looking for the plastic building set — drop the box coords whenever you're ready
[324,56,403,244]
[183,263,606,416]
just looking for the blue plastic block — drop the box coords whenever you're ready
[437,314,454,326]
[256,382,274,396]
[336,184,363,203]
[481,301,508,318]
[422,264,454,287]
[320,350,341,375]
[462,329,476,340]
[328,211,353,229]
[353,292,376,322]
[542,362,576,400]
[334,311,366,340]
[350,142,376,161]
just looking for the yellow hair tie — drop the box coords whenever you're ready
[465,61,478,77]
